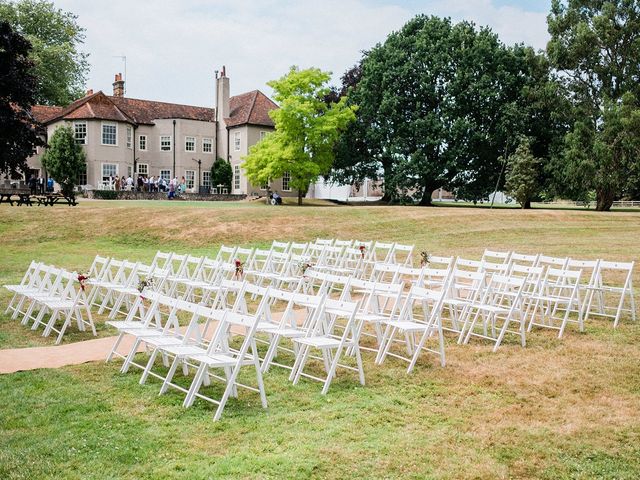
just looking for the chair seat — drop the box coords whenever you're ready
[270,327,306,337]
[107,320,145,330]
[294,336,341,348]
[380,320,429,332]
[112,286,139,295]
[121,327,164,337]
[188,353,241,366]
[41,299,76,309]
[159,344,207,356]
[356,313,388,323]
[141,336,184,347]
[256,321,280,331]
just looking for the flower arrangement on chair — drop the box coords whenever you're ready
[298,261,314,276]
[359,245,366,259]
[234,259,244,280]
[137,277,155,299]
[420,251,431,267]
[77,273,89,291]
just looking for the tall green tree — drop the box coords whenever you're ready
[504,139,541,209]
[329,16,565,206]
[210,157,232,192]
[243,66,356,205]
[0,21,44,176]
[0,0,89,106]
[547,0,640,210]
[41,124,85,196]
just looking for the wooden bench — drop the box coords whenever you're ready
[35,193,77,206]
[0,188,32,206]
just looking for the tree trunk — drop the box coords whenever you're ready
[596,187,614,211]
[297,190,303,206]
[418,180,437,206]
[523,199,531,209]
[380,159,393,203]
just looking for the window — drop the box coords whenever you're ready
[282,171,291,191]
[101,163,117,183]
[202,137,212,153]
[137,163,148,176]
[78,164,87,186]
[160,170,171,182]
[185,136,196,152]
[260,182,268,191]
[126,126,132,149]
[138,135,147,151]
[160,135,172,151]
[202,171,211,188]
[234,131,241,151]
[127,166,133,178]
[185,170,195,190]
[234,165,240,191]
[260,131,268,141]
[101,122,117,145]
[74,121,87,145]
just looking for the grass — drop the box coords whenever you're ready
[1,200,639,479]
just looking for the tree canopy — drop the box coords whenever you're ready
[0,0,89,106]
[504,139,542,209]
[329,15,567,206]
[243,66,356,205]
[548,0,640,210]
[41,124,86,196]
[0,20,44,176]
[210,157,233,192]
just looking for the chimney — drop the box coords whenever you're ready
[112,73,125,97]
[216,65,230,120]
[86,88,94,96]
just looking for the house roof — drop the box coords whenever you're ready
[30,105,63,123]
[30,88,277,128]
[226,90,277,128]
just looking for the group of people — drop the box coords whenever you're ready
[109,175,188,199]
[28,175,54,195]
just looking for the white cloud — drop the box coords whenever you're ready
[53,0,550,107]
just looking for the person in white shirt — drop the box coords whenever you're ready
[126,176,133,191]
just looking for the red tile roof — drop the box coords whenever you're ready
[30,105,63,123]
[226,90,278,128]
[109,96,215,124]
[31,89,277,128]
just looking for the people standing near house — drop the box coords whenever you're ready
[114,175,120,191]
[168,177,176,199]
[46,177,54,193]
[180,176,186,194]
[28,174,36,195]
[38,175,45,194]
[126,174,133,191]
[120,176,126,190]
[148,175,155,192]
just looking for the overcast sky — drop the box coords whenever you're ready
[54,0,552,107]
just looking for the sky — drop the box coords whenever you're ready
[54,0,552,108]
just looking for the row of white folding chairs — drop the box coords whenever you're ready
[480,250,635,327]
[105,281,362,420]
[3,261,95,344]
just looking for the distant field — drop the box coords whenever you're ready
[1,200,639,479]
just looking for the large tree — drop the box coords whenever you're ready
[41,124,86,196]
[210,157,232,192]
[329,16,565,206]
[547,0,640,210]
[504,139,541,209]
[0,21,44,176]
[243,66,356,205]
[0,0,89,106]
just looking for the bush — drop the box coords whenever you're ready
[92,190,118,200]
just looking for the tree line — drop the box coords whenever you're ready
[245,1,640,211]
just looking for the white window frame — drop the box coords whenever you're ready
[260,130,268,141]
[78,164,87,186]
[202,137,213,154]
[160,135,172,152]
[138,135,147,151]
[234,165,241,191]
[73,121,87,145]
[101,122,118,146]
[159,169,172,182]
[185,136,196,153]
[234,131,241,151]
[101,163,118,183]
[185,170,195,190]
[137,163,149,176]
[202,170,211,188]
[126,126,132,149]
[282,171,291,192]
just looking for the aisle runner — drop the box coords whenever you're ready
[0,335,140,374]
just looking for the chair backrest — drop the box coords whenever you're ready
[214,245,237,264]
[389,243,414,266]
[509,252,540,267]
[536,255,569,270]
[454,257,483,271]
[482,249,511,264]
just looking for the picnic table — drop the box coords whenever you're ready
[34,192,78,206]
[0,187,32,206]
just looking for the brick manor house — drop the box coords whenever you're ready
[27,67,296,196]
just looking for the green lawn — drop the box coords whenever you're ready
[1,200,639,479]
